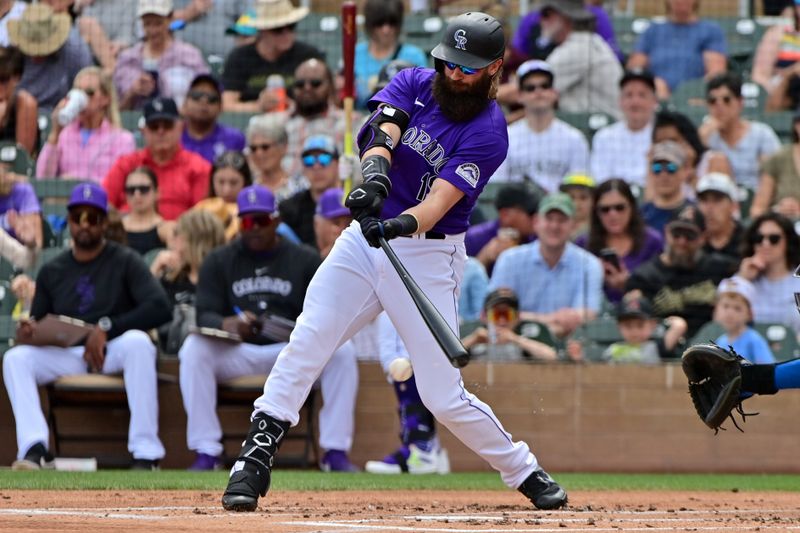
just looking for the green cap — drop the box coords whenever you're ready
[538,192,575,218]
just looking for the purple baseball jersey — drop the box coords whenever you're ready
[367,68,508,234]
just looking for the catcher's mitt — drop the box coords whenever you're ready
[681,342,757,433]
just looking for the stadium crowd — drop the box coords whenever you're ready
[0,0,800,471]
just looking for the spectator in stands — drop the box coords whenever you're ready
[641,140,693,233]
[279,135,340,247]
[627,0,726,100]
[114,0,208,111]
[120,166,171,255]
[36,66,135,182]
[626,205,737,338]
[222,0,323,113]
[490,60,590,192]
[713,276,775,364]
[753,2,800,111]
[576,178,662,304]
[0,145,42,260]
[172,0,251,59]
[698,73,781,190]
[541,0,622,118]
[193,150,251,241]
[695,172,743,262]
[353,0,427,110]
[8,3,92,112]
[591,70,658,187]
[3,182,171,471]
[490,193,603,338]
[737,212,800,332]
[245,114,306,203]
[180,73,245,164]
[0,1,25,47]
[313,187,351,261]
[559,172,595,240]
[285,59,361,177]
[511,0,622,63]
[151,208,225,354]
[75,1,137,73]
[752,111,800,220]
[466,183,538,275]
[104,96,211,220]
[460,257,490,323]
[178,184,359,471]
[0,46,37,155]
[461,288,559,361]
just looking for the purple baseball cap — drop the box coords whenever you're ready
[68,182,108,214]
[237,185,275,216]
[315,188,350,219]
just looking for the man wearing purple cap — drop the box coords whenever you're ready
[223,11,567,513]
[180,74,246,164]
[177,184,359,472]
[313,187,351,259]
[3,182,172,470]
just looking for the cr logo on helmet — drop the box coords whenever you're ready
[454,29,467,50]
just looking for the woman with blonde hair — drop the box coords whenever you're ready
[36,65,135,182]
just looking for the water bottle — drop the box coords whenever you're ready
[57,89,89,127]
[266,74,287,112]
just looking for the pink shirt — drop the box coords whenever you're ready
[36,119,136,183]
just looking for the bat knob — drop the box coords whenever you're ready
[450,353,471,369]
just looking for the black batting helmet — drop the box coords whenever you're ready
[430,12,505,70]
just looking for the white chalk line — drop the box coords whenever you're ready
[281,523,800,533]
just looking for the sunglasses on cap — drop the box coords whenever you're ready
[68,209,104,226]
[124,184,153,196]
[444,62,480,76]
[292,78,324,90]
[215,151,247,169]
[752,232,783,245]
[597,202,627,215]
[669,226,699,241]
[652,161,679,175]
[302,153,334,168]
[187,90,220,104]
[240,214,274,231]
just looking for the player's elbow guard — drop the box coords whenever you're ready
[357,104,410,159]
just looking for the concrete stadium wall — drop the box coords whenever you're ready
[0,360,797,472]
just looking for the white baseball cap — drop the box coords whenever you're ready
[717,276,755,308]
[138,0,173,17]
[697,172,737,200]
[516,60,553,84]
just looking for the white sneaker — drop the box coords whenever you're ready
[365,444,450,474]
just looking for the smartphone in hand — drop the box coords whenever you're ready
[599,248,621,270]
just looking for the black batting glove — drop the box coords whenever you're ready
[360,214,419,248]
[346,181,386,222]
[359,216,385,248]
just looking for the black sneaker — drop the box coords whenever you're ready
[131,458,160,471]
[518,469,568,510]
[221,413,290,512]
[11,442,54,471]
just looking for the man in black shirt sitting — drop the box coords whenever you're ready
[3,183,172,470]
[178,185,359,472]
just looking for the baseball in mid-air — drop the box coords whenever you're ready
[389,357,413,382]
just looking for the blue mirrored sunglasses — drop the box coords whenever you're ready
[651,161,679,175]
[444,61,480,75]
[302,153,334,168]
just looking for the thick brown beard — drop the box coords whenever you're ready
[432,70,497,122]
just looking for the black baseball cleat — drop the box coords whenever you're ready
[221,413,290,512]
[518,469,568,510]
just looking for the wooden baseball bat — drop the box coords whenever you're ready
[341,1,357,202]
[379,237,470,369]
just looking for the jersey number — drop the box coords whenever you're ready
[416,172,435,202]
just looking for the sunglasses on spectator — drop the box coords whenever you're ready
[68,209,104,226]
[188,90,220,104]
[652,161,679,175]
[268,23,296,34]
[597,203,627,215]
[292,78,324,90]
[302,153,334,167]
[521,81,552,93]
[707,95,735,105]
[669,227,699,241]
[752,232,783,245]
[124,184,153,196]
[146,120,174,132]
[444,62,480,76]
[240,214,273,231]
[248,143,272,153]
[76,87,97,97]
[372,17,400,27]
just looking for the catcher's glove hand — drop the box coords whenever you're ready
[681,342,757,433]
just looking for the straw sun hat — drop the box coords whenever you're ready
[250,0,309,31]
[8,3,70,57]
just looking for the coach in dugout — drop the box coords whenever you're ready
[3,182,172,471]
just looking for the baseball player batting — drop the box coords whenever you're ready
[222,11,568,512]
